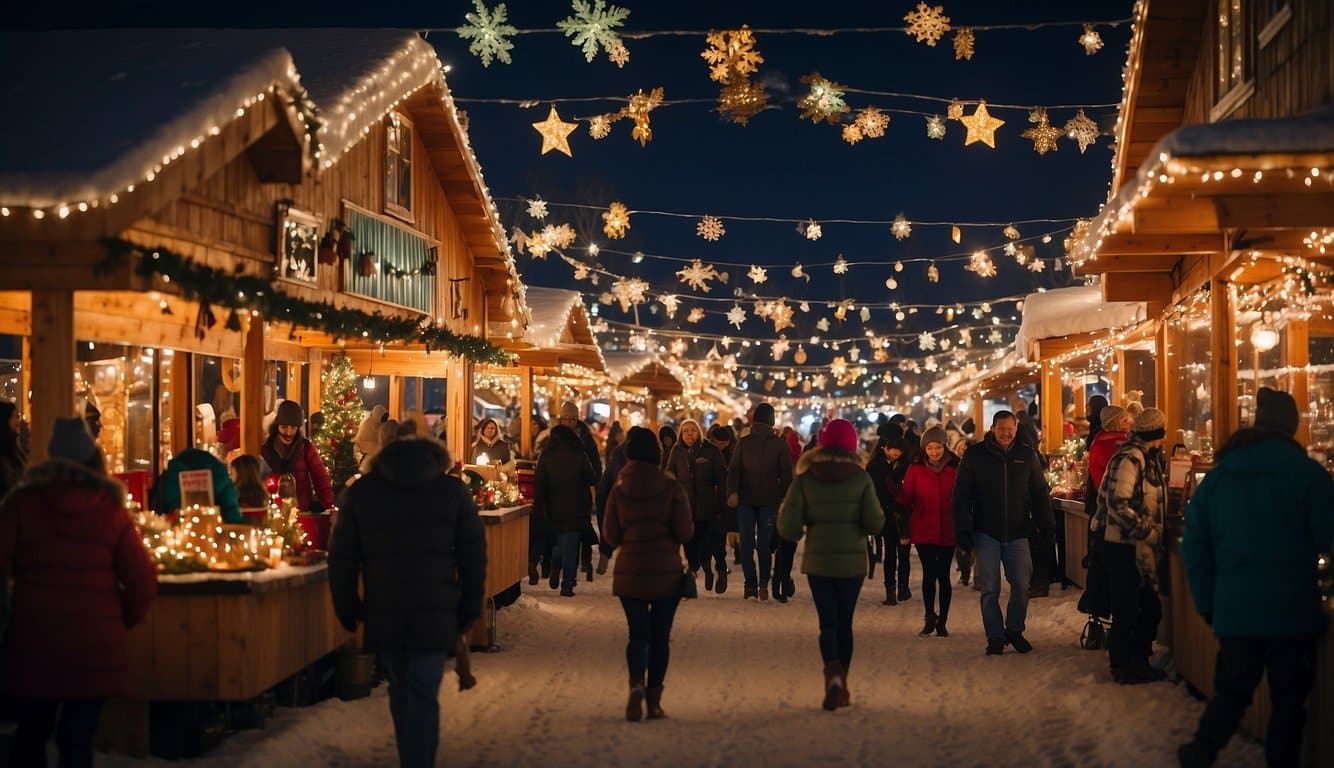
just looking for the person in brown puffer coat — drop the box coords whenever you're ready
[604,427,692,722]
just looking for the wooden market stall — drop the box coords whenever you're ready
[1071,0,1334,759]
[603,351,689,431]
[926,349,1040,441]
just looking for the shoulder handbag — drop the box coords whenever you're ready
[680,568,698,599]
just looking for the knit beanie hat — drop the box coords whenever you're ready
[1131,407,1167,440]
[559,401,580,420]
[752,402,776,426]
[1254,387,1299,437]
[625,426,660,464]
[707,423,732,443]
[49,416,98,463]
[920,425,948,449]
[818,418,859,453]
[1100,405,1128,430]
[275,400,304,427]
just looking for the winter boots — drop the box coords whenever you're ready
[645,686,666,719]
[772,577,787,603]
[920,613,938,636]
[703,566,714,593]
[758,586,769,602]
[596,550,609,575]
[882,584,897,606]
[1004,630,1033,654]
[626,675,645,722]
[821,661,846,711]
[715,568,728,594]
[897,584,912,602]
[528,563,539,586]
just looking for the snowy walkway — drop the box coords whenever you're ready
[103,554,1264,767]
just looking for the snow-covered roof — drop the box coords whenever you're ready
[927,350,1032,402]
[522,287,590,348]
[1015,285,1146,362]
[603,351,689,388]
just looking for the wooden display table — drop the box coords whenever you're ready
[98,564,353,756]
[468,504,531,651]
[1054,497,1089,588]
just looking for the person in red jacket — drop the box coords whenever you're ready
[261,400,335,512]
[1087,405,1130,494]
[0,417,158,767]
[896,426,959,638]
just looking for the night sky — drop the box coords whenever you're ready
[8,0,1136,401]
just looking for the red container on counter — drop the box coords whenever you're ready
[114,470,151,508]
[297,513,333,550]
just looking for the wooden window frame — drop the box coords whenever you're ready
[384,111,415,224]
[1209,0,1254,122]
[1256,2,1291,49]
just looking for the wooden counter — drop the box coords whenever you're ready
[468,504,531,650]
[1054,498,1089,588]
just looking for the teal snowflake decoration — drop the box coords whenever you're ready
[557,0,630,63]
[456,1,518,67]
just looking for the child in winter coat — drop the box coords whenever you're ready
[896,426,959,637]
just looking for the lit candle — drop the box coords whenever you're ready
[270,547,284,567]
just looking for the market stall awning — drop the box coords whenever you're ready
[1015,286,1147,363]
[928,350,1037,403]
[493,287,606,373]
[604,351,687,396]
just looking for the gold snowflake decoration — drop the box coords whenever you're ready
[702,26,764,84]
[798,73,850,125]
[572,262,590,281]
[747,264,768,284]
[803,220,823,241]
[624,87,664,147]
[926,115,947,139]
[829,356,848,377]
[1027,258,1046,273]
[725,304,747,328]
[659,294,680,318]
[1022,108,1061,155]
[526,197,549,219]
[816,317,830,332]
[855,107,890,138]
[717,78,769,125]
[697,215,725,241]
[947,99,964,121]
[611,276,649,312]
[833,255,849,275]
[543,223,577,249]
[904,3,951,46]
[676,259,720,292]
[966,250,997,277]
[1079,24,1104,55]
[770,336,790,361]
[687,307,706,323]
[770,299,794,332]
[842,123,864,144]
[892,213,912,240]
[608,40,630,67]
[589,114,614,139]
[1064,109,1098,154]
[602,201,630,239]
[953,27,975,61]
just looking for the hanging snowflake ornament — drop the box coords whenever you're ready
[526,197,549,219]
[923,356,939,373]
[855,107,890,138]
[833,255,849,275]
[842,123,864,145]
[557,0,630,63]
[926,115,947,140]
[771,336,791,361]
[904,3,952,47]
[747,264,768,284]
[961,101,1005,148]
[829,356,848,377]
[607,40,630,68]
[798,73,850,125]
[803,220,823,240]
[816,317,830,332]
[456,0,518,68]
[891,213,912,240]
[967,250,997,277]
[545,223,578,249]
[610,276,649,312]
[1021,108,1061,155]
[726,304,748,329]
[676,259,721,292]
[697,215,725,241]
[1005,240,1021,258]
[525,231,551,259]
[1064,109,1099,154]
[988,329,1004,344]
[770,300,795,332]
[588,114,614,139]
[947,99,965,121]
[928,262,940,282]
[658,294,680,318]
[687,307,706,323]
[791,263,810,281]
[1027,257,1046,273]
[572,263,590,281]
[602,201,630,239]
[1079,24,1104,55]
[702,26,764,84]
[511,227,529,254]
[953,27,975,61]
[1003,224,1020,240]
[918,331,937,351]
[717,79,769,125]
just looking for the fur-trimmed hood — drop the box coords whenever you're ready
[796,446,864,483]
[16,458,125,502]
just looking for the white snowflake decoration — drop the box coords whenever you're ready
[1027,258,1046,273]
[988,329,1004,344]
[833,255,849,275]
[803,220,823,241]
[588,114,614,139]
[1004,241,1019,258]
[966,251,997,278]
[526,197,549,220]
[557,0,631,63]
[747,264,768,284]
[799,301,810,313]
[659,294,680,318]
[891,212,912,240]
[816,317,831,332]
[572,263,590,281]
[923,356,939,373]
[1064,109,1099,154]
[543,223,577,248]
[918,331,937,351]
[726,304,747,328]
[697,215,725,241]
[511,227,529,253]
[676,259,720,292]
[904,3,951,47]
[456,0,518,68]
[1079,24,1104,55]
[687,307,706,323]
[608,40,630,67]
[771,336,790,361]
[829,356,848,377]
[925,115,947,140]
[855,107,890,138]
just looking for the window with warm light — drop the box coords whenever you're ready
[384,112,413,221]
[1211,0,1253,120]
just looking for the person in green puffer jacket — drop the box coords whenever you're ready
[1178,388,1334,768]
[777,419,885,712]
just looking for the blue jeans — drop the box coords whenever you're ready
[378,652,447,768]
[620,596,681,687]
[973,532,1033,640]
[553,530,582,589]
[737,504,776,588]
[807,576,863,668]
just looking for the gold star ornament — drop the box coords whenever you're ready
[960,101,1004,148]
[532,106,577,157]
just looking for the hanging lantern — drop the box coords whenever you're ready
[1250,314,1280,352]
[794,345,808,364]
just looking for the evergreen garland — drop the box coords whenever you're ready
[99,238,513,365]
[317,354,364,492]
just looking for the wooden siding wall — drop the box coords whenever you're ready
[150,96,489,339]
[1182,0,1333,125]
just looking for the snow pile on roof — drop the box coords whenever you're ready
[1015,285,1146,362]
[521,287,586,348]
[603,351,689,387]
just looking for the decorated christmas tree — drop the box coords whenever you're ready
[317,354,365,492]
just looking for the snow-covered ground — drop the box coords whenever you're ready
[99,550,1265,767]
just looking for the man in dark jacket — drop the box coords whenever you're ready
[952,410,1054,655]
[536,425,596,596]
[555,401,603,582]
[726,402,794,601]
[329,436,486,768]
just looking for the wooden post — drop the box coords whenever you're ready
[1209,278,1238,447]
[444,357,475,463]
[306,349,323,416]
[388,375,404,419]
[519,365,534,458]
[170,350,190,456]
[240,316,265,456]
[29,290,75,464]
[1111,349,1127,404]
[972,394,985,438]
[1041,361,1063,453]
[646,394,658,431]
[1285,317,1310,445]
[20,336,31,419]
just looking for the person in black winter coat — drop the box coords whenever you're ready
[329,436,486,768]
[536,425,596,596]
[952,411,1054,655]
[867,428,913,605]
[664,419,729,593]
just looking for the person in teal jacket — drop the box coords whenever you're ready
[1179,388,1334,768]
[155,448,243,523]
[777,419,884,712]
